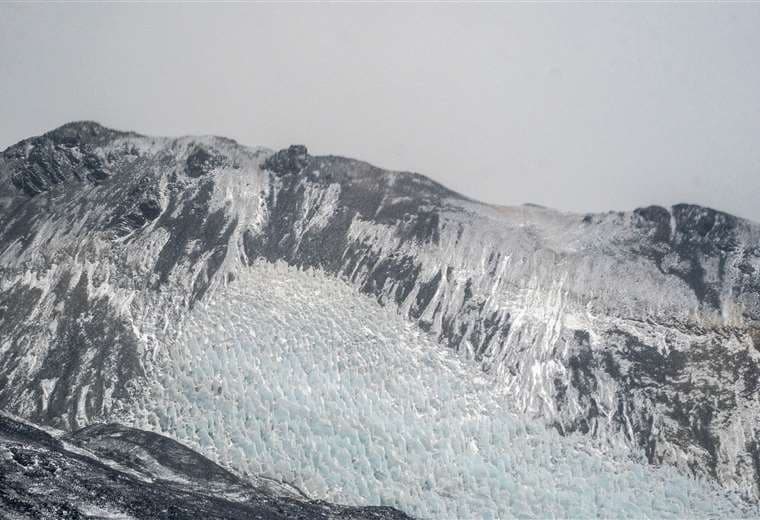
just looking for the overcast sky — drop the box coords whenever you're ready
[1,3,759,221]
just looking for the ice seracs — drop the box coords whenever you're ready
[136,262,755,519]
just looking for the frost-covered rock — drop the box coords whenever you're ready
[1,122,760,513]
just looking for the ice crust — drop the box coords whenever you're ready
[129,262,757,518]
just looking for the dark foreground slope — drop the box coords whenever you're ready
[0,415,410,520]
[1,122,759,501]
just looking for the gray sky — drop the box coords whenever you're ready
[2,3,759,222]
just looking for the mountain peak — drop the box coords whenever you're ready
[0,122,144,198]
[42,121,139,146]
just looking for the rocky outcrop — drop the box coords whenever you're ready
[0,415,411,519]
[263,144,309,176]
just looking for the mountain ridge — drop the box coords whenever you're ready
[2,121,754,226]
[1,122,759,506]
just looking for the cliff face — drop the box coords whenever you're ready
[1,122,759,498]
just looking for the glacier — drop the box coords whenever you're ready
[129,261,753,518]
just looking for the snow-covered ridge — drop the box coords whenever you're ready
[1,121,759,502]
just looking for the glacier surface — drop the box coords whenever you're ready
[129,262,756,519]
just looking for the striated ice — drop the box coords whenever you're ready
[122,262,759,518]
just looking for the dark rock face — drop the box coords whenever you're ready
[263,144,310,176]
[634,205,671,243]
[0,267,144,431]
[0,415,412,520]
[247,155,454,278]
[1,122,760,502]
[67,423,245,488]
[2,122,137,198]
[186,145,225,178]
